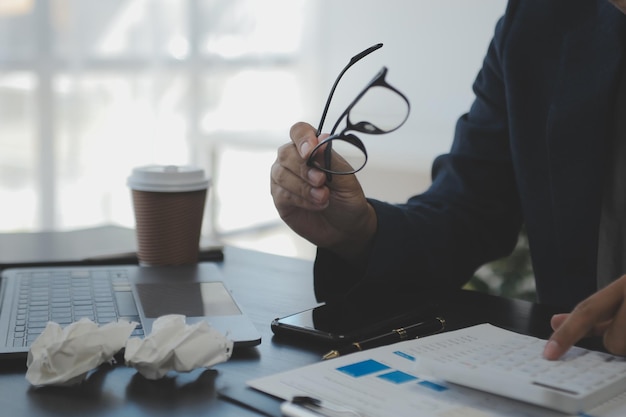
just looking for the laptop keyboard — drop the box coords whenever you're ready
[11,269,144,348]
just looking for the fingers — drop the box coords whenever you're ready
[271,124,330,214]
[549,313,569,331]
[290,122,320,159]
[543,276,626,359]
[603,280,626,354]
[549,312,611,339]
[271,155,329,213]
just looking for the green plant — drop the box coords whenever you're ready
[465,226,536,301]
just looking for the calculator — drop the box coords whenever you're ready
[415,324,626,414]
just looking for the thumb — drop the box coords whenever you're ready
[289,122,328,159]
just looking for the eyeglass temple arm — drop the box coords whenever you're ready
[316,43,383,136]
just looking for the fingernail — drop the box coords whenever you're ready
[301,142,311,157]
[310,188,329,208]
[310,187,325,201]
[307,169,323,184]
[543,340,561,360]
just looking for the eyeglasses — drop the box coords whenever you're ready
[307,43,411,179]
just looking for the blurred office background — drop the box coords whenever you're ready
[0,0,506,262]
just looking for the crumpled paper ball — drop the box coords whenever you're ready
[26,318,136,386]
[124,314,233,380]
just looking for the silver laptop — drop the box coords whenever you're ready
[0,263,261,359]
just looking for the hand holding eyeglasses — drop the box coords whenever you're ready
[271,121,377,261]
[270,43,408,261]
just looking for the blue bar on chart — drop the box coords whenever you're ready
[336,359,390,377]
[393,351,415,361]
[419,380,448,392]
[377,370,418,384]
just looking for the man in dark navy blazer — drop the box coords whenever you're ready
[271,0,626,359]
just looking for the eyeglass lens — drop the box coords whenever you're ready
[309,68,410,175]
[345,85,410,134]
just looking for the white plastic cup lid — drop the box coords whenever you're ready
[127,165,210,192]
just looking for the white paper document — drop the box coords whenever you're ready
[248,324,626,417]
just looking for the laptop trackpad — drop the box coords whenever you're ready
[135,282,242,318]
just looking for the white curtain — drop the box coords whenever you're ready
[0,0,505,243]
[0,0,314,235]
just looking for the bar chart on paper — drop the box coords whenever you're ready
[248,325,626,417]
[249,350,558,416]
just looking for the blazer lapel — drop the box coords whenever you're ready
[545,2,626,287]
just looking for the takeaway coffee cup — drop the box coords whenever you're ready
[127,165,210,266]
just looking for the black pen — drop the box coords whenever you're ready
[322,316,446,360]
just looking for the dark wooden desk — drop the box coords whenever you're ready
[0,246,597,417]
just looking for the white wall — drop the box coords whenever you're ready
[301,0,507,172]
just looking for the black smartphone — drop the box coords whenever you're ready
[271,302,436,345]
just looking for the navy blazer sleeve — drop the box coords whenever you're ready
[314,0,626,309]
[313,0,626,309]
[314,3,524,303]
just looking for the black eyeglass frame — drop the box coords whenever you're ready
[307,66,411,176]
[315,43,383,137]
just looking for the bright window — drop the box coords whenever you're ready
[0,0,505,261]
[0,0,310,236]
